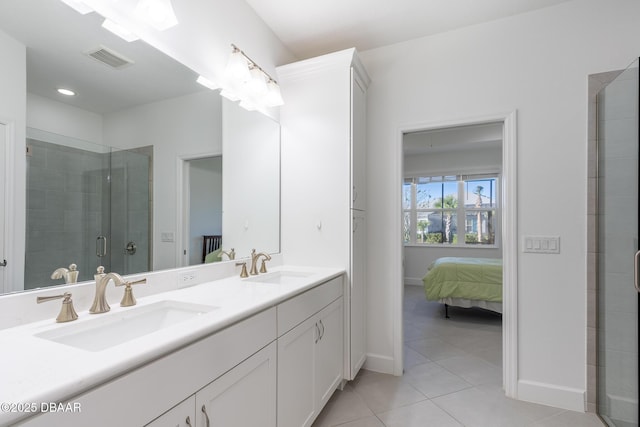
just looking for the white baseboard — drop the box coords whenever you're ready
[404,278,423,286]
[518,380,585,412]
[363,353,395,375]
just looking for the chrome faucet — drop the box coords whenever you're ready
[51,263,79,284]
[250,249,272,275]
[89,266,125,314]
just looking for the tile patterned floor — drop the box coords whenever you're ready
[312,285,604,427]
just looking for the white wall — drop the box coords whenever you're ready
[189,156,223,266]
[0,29,26,292]
[26,93,102,144]
[360,0,640,410]
[103,90,222,270]
[222,99,280,258]
[404,146,502,285]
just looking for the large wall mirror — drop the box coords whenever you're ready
[0,0,280,295]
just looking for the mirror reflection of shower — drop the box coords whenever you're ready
[24,128,152,290]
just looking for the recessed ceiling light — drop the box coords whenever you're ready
[57,88,76,96]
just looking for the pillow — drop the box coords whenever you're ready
[204,247,223,263]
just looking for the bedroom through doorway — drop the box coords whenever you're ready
[401,122,505,394]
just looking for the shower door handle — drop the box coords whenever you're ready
[96,236,107,258]
[634,250,640,293]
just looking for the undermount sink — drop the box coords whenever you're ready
[35,300,217,352]
[244,270,315,285]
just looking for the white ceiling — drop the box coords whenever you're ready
[245,0,574,59]
[0,0,203,114]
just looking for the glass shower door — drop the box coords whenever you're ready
[597,59,639,427]
[107,147,151,276]
[24,129,151,289]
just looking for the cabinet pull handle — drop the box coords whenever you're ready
[201,405,210,427]
[315,322,320,344]
[202,405,211,427]
[185,415,192,427]
[635,250,640,293]
[319,319,325,340]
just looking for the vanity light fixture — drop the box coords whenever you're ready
[265,78,284,107]
[135,0,179,31]
[59,0,94,15]
[57,88,76,96]
[221,44,284,111]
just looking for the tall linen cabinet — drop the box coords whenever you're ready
[278,48,369,380]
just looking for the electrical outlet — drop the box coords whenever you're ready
[178,270,198,288]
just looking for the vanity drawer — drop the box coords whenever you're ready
[277,275,343,336]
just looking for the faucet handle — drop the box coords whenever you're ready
[260,259,269,274]
[235,262,249,278]
[116,278,147,307]
[66,263,79,284]
[37,292,78,323]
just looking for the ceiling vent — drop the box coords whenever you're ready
[84,45,134,70]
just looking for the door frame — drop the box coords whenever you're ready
[176,151,222,267]
[0,119,16,294]
[393,111,518,398]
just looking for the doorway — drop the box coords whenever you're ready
[178,154,223,267]
[394,112,518,397]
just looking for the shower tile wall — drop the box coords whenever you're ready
[108,149,151,275]
[25,139,105,289]
[597,67,639,426]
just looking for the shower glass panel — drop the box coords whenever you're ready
[108,147,152,276]
[24,130,151,289]
[597,59,639,427]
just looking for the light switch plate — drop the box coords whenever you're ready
[523,235,560,254]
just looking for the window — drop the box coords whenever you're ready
[403,174,499,246]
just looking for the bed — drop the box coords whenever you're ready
[422,257,502,317]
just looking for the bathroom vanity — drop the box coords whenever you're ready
[0,267,345,427]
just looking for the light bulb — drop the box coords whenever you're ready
[264,80,284,107]
[135,0,179,31]
[224,50,251,91]
[57,88,76,96]
[246,66,268,97]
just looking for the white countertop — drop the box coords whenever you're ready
[0,265,344,426]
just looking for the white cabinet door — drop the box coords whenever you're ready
[145,397,195,427]
[315,298,344,409]
[348,213,367,379]
[277,314,317,427]
[278,297,344,427]
[351,70,367,212]
[196,342,277,427]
